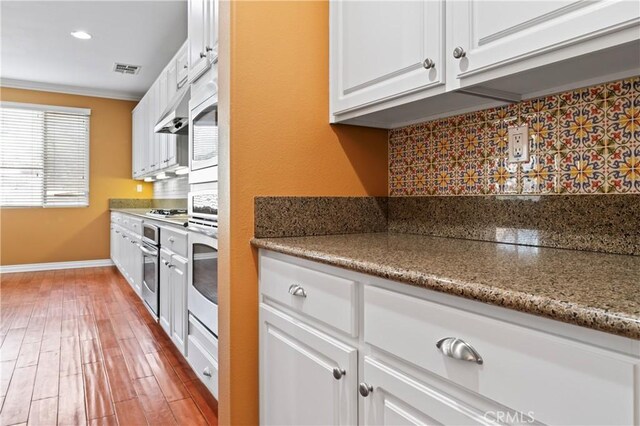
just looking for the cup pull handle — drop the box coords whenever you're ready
[436,337,483,365]
[288,284,307,298]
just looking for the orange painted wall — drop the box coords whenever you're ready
[0,88,152,265]
[217,1,388,424]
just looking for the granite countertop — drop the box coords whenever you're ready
[251,233,640,340]
[111,208,188,227]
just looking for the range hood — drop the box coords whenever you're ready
[154,85,190,134]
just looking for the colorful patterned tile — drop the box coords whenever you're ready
[606,145,639,193]
[558,90,582,107]
[484,124,509,158]
[460,161,485,195]
[458,126,484,158]
[486,157,519,194]
[606,78,635,98]
[521,153,558,194]
[559,104,605,150]
[520,94,559,115]
[559,149,606,193]
[388,77,639,197]
[607,95,640,144]
[486,104,519,125]
[580,83,606,104]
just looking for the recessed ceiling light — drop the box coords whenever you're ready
[70,31,92,40]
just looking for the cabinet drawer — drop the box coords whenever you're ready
[161,227,188,257]
[125,217,142,235]
[187,314,218,398]
[260,255,357,336]
[364,286,638,425]
[111,212,122,224]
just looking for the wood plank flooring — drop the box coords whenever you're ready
[0,267,218,426]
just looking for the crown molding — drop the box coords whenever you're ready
[0,78,142,101]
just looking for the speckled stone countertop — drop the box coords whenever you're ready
[251,233,640,340]
[111,208,188,227]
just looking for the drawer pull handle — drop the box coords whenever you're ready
[288,284,307,298]
[203,367,212,377]
[332,367,346,380]
[436,337,483,365]
[168,237,175,243]
[358,382,373,397]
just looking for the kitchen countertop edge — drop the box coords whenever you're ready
[111,208,188,227]
[251,236,640,341]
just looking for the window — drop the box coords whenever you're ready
[0,102,90,207]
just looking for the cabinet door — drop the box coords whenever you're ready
[205,0,218,59]
[157,71,170,169]
[176,46,189,87]
[132,107,142,178]
[130,236,142,295]
[146,83,160,174]
[330,0,445,116]
[134,95,151,177]
[188,0,210,82]
[260,305,357,426]
[170,255,188,353]
[159,249,172,334]
[361,357,504,426]
[448,0,640,87]
[165,63,178,168]
[110,225,117,263]
[113,227,121,268]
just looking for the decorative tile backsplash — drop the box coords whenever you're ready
[389,77,639,196]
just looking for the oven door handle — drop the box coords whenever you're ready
[186,226,218,238]
[139,245,158,257]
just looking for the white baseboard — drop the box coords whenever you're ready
[0,259,114,274]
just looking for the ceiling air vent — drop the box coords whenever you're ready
[113,63,141,75]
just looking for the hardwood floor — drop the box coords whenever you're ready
[0,267,218,426]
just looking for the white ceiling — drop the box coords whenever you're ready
[0,1,187,100]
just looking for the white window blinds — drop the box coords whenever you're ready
[0,102,90,207]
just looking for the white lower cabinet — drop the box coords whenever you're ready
[361,357,503,426]
[170,254,188,353]
[187,313,219,398]
[159,248,172,334]
[258,250,640,426]
[158,247,189,354]
[260,304,358,426]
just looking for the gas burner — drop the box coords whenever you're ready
[147,208,188,218]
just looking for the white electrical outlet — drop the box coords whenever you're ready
[508,124,529,163]
[136,184,143,193]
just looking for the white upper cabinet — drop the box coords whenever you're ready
[448,0,640,88]
[330,0,445,117]
[330,0,640,128]
[188,0,218,83]
[176,47,189,87]
[131,42,188,179]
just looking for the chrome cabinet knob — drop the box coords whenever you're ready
[168,237,175,243]
[162,259,170,266]
[203,367,212,377]
[288,284,307,298]
[205,46,213,52]
[183,64,188,69]
[332,368,346,380]
[422,58,435,69]
[453,46,466,59]
[358,383,373,397]
[200,52,207,58]
[436,337,483,364]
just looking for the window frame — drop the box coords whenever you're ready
[0,101,91,208]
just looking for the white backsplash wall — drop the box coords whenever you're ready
[153,176,189,199]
